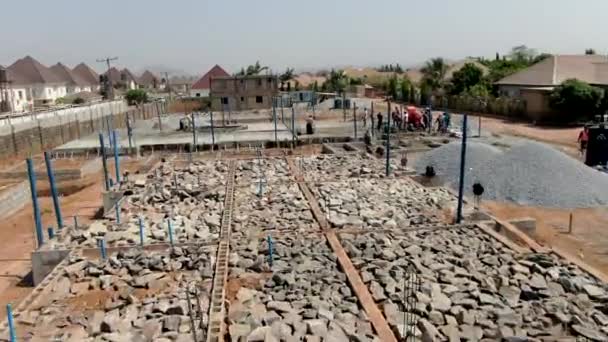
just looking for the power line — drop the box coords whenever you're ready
[97,57,118,100]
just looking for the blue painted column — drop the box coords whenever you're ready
[27,158,44,248]
[99,133,110,191]
[456,114,468,223]
[112,130,120,183]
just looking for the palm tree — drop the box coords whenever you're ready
[246,61,268,75]
[421,57,448,91]
[279,68,295,91]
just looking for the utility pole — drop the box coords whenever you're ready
[163,72,172,101]
[96,57,118,100]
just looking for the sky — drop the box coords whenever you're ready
[2,0,608,76]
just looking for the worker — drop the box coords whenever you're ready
[443,112,451,131]
[377,112,383,132]
[435,113,444,133]
[363,107,368,127]
[578,126,589,156]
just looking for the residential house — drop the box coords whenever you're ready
[7,56,67,106]
[104,67,138,90]
[139,70,161,89]
[121,69,139,90]
[50,63,91,94]
[72,63,101,92]
[169,75,197,95]
[210,75,278,111]
[0,65,32,113]
[496,55,608,120]
[190,65,229,97]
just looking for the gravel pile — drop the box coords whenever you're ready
[476,142,608,207]
[414,141,501,191]
[415,141,608,208]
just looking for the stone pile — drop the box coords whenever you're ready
[298,154,410,182]
[341,227,608,341]
[311,178,454,229]
[236,158,292,185]
[233,182,318,239]
[227,235,379,341]
[59,160,227,247]
[10,246,216,341]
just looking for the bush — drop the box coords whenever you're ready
[125,89,148,105]
[549,79,604,122]
[73,97,85,104]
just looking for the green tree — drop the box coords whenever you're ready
[549,79,604,121]
[466,84,490,99]
[125,89,148,105]
[585,48,597,55]
[294,80,301,91]
[325,69,348,93]
[279,68,295,91]
[450,63,485,95]
[401,76,412,103]
[386,76,400,100]
[311,80,319,92]
[421,57,448,91]
[237,61,268,76]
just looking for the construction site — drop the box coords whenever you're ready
[0,97,607,342]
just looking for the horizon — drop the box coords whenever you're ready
[2,0,607,76]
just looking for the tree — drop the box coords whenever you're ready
[585,48,597,55]
[324,69,348,93]
[450,63,485,95]
[279,68,295,91]
[294,80,301,91]
[401,76,412,103]
[531,53,552,64]
[466,84,490,99]
[311,80,319,92]
[421,57,448,91]
[237,61,268,76]
[125,89,148,105]
[549,79,604,121]
[509,45,537,63]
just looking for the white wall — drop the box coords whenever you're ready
[30,83,68,103]
[190,88,209,98]
[1,87,32,112]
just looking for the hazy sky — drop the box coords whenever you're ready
[2,0,607,75]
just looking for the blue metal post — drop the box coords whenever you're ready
[267,235,273,267]
[386,101,391,176]
[99,239,107,260]
[44,151,63,229]
[138,217,145,246]
[6,304,16,342]
[456,114,468,223]
[99,133,110,191]
[126,114,133,150]
[115,203,120,224]
[167,219,174,245]
[210,111,215,148]
[112,130,120,183]
[47,227,54,239]
[27,158,44,248]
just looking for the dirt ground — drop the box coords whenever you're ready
[0,159,144,317]
[483,201,608,275]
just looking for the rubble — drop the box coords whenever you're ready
[340,227,608,340]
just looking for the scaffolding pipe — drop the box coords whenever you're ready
[44,151,63,229]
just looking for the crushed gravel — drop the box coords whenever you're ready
[415,140,608,208]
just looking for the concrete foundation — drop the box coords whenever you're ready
[509,217,537,237]
[31,248,70,285]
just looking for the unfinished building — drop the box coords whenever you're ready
[210,75,278,111]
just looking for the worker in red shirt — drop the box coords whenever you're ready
[578,126,589,156]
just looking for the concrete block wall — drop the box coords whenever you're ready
[0,181,29,218]
[0,101,166,159]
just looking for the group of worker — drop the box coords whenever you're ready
[361,106,452,133]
